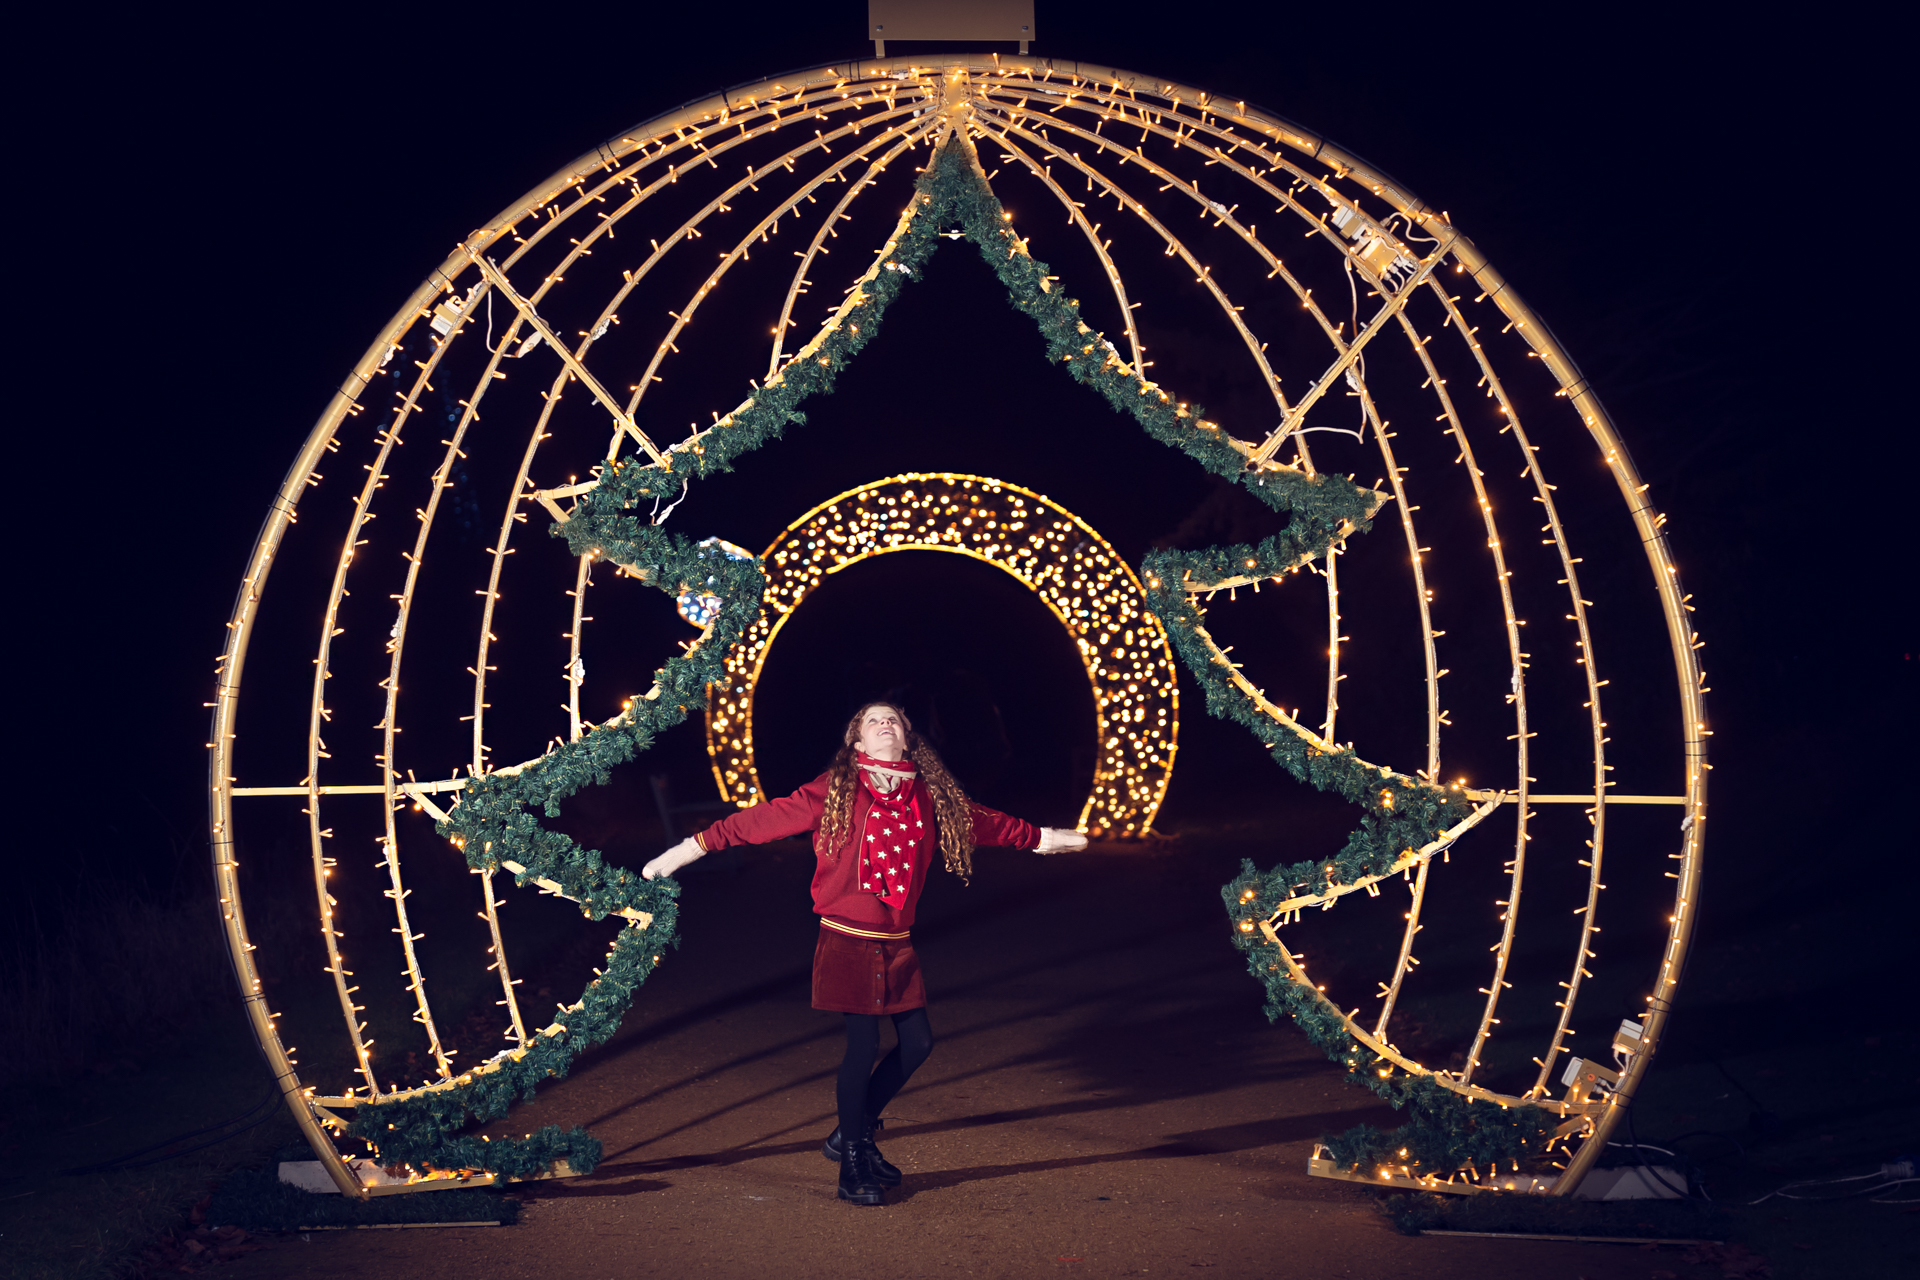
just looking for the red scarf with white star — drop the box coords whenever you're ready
[854,752,926,909]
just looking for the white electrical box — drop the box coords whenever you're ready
[1612,1018,1646,1056]
[869,1,1035,55]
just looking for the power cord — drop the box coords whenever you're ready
[1714,1060,1783,1136]
[60,1082,282,1176]
[1586,1067,1704,1201]
[1751,1160,1917,1206]
[1620,1105,1705,1200]
[1661,1129,1748,1164]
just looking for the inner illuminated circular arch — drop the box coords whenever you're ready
[704,473,1178,837]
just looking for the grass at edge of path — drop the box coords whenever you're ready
[0,1015,304,1280]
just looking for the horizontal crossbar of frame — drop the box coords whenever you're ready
[1306,1145,1554,1197]
[228,785,1679,804]
[1258,793,1677,920]
[294,1157,583,1195]
[1466,791,1684,805]
[1420,1231,1726,1245]
[230,780,469,797]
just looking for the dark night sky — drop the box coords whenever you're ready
[13,2,1910,964]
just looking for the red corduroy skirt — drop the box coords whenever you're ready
[811,925,927,1014]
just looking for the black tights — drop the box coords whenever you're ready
[836,1009,933,1138]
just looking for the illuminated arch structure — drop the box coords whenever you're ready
[704,473,1177,835]
[208,56,1706,1198]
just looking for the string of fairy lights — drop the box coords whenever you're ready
[704,473,1177,837]
[208,55,1704,1197]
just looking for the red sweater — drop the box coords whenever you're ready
[695,770,1039,933]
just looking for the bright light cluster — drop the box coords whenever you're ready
[704,473,1178,837]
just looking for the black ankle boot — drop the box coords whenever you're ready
[820,1117,869,1162]
[837,1141,886,1206]
[822,1117,900,1186]
[857,1131,902,1187]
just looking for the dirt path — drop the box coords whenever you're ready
[228,839,1712,1279]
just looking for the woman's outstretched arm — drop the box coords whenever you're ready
[698,773,830,849]
[642,774,833,879]
[965,805,1087,853]
[1034,826,1089,853]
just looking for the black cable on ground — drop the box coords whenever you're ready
[1623,1105,1703,1200]
[88,1107,281,1174]
[1752,1165,1919,1206]
[1661,1129,1748,1164]
[61,1081,281,1176]
[1714,1060,1784,1135]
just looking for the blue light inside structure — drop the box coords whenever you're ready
[677,539,752,625]
[676,591,724,627]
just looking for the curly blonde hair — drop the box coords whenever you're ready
[816,702,976,882]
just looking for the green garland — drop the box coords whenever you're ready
[1149,517,1548,1179]
[1143,558,1474,885]
[348,135,1540,1181]
[347,528,764,1176]
[1224,911,1550,1177]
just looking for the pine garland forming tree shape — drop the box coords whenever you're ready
[351,135,1543,1179]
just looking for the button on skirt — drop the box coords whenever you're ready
[812,925,927,1014]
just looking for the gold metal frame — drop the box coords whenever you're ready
[209,54,1705,1198]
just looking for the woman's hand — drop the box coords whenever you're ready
[642,836,706,880]
[1035,827,1089,854]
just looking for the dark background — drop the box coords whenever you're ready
[11,1,1911,1079]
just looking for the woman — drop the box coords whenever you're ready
[641,701,1087,1205]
